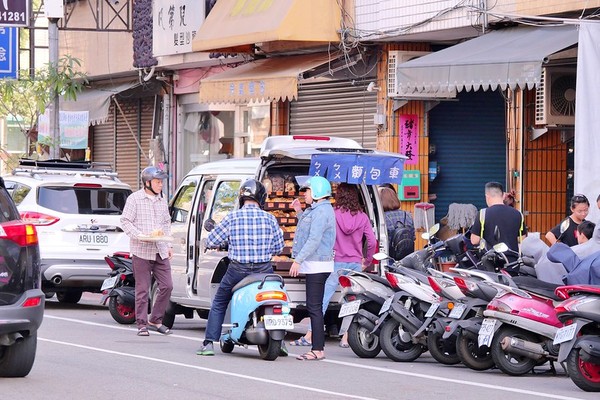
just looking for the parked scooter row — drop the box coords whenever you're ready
[336,225,600,392]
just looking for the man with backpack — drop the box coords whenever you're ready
[379,187,415,260]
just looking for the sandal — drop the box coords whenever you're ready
[148,323,172,335]
[289,337,312,346]
[296,351,325,361]
[137,327,150,336]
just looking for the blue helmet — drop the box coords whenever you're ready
[305,176,331,200]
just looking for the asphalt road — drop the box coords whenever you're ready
[1,293,597,400]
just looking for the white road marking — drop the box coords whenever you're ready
[39,337,377,400]
[43,315,586,400]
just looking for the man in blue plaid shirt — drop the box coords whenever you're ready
[197,179,284,356]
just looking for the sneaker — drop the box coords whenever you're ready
[197,342,214,356]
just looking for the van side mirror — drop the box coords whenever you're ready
[203,218,216,232]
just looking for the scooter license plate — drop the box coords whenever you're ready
[424,302,440,318]
[553,324,577,345]
[263,315,294,330]
[101,276,118,291]
[448,303,467,319]
[339,300,361,318]
[379,297,393,315]
[478,318,497,348]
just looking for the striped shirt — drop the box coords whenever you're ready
[207,204,284,264]
[120,189,172,261]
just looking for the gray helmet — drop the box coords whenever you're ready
[239,179,267,208]
[141,166,168,185]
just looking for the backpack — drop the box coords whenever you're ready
[389,211,415,261]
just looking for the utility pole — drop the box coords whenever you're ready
[48,16,60,159]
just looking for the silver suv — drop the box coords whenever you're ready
[3,160,132,304]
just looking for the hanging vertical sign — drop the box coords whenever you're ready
[399,114,419,166]
[38,110,89,149]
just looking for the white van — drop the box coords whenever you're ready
[163,136,405,326]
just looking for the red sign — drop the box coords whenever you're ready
[399,114,419,166]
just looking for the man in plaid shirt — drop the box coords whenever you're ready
[121,166,173,337]
[197,179,284,356]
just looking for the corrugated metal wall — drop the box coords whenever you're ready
[289,80,378,149]
[428,91,507,222]
[91,96,156,190]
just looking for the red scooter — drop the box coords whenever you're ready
[478,275,563,376]
[554,285,600,392]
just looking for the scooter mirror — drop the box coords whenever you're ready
[429,223,440,236]
[493,242,509,253]
[203,218,216,232]
[559,218,570,234]
[372,252,390,261]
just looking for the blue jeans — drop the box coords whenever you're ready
[204,262,272,343]
[307,261,362,333]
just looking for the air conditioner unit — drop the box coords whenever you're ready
[387,50,456,99]
[535,67,577,126]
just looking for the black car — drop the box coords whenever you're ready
[0,176,44,377]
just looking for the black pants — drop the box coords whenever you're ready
[305,272,330,351]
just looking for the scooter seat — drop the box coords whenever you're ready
[512,275,562,300]
[232,273,284,292]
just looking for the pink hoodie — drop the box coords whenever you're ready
[334,208,377,265]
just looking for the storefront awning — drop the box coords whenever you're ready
[396,25,579,95]
[192,0,341,53]
[61,81,139,126]
[199,53,331,104]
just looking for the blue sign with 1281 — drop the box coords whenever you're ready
[0,26,17,79]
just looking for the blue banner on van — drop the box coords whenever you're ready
[309,154,404,184]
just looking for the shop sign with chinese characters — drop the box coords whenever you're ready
[309,154,405,185]
[399,114,419,166]
[153,0,205,56]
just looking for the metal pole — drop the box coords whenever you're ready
[48,17,60,159]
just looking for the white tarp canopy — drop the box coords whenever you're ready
[61,81,138,126]
[396,25,579,95]
[575,22,600,224]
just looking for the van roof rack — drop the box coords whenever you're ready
[13,159,119,180]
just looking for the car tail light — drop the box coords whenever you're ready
[20,211,60,226]
[22,296,43,308]
[339,275,352,288]
[0,222,39,246]
[74,183,102,188]
[256,291,288,302]
[292,135,331,141]
[272,305,283,314]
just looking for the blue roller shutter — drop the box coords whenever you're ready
[428,91,506,223]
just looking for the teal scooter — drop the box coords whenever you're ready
[219,272,293,360]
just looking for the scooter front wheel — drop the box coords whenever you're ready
[566,345,600,392]
[379,318,424,362]
[108,296,136,325]
[258,338,281,361]
[220,340,235,354]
